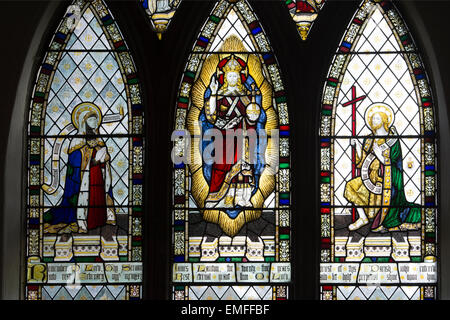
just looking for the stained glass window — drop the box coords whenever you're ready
[171,0,291,300]
[285,0,326,40]
[141,0,182,39]
[319,0,437,300]
[26,0,144,300]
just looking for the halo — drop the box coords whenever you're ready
[364,102,395,129]
[71,102,102,130]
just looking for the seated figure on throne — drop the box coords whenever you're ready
[200,55,266,219]
[344,103,421,233]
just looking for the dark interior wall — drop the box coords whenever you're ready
[0,1,46,227]
[0,0,449,299]
[0,0,56,300]
[0,1,45,170]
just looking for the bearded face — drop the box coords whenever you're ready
[226,71,239,87]
[220,70,244,95]
[370,112,389,133]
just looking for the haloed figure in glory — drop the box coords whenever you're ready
[188,35,277,236]
[202,55,266,214]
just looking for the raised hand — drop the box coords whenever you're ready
[210,76,218,95]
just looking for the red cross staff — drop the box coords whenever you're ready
[342,86,366,222]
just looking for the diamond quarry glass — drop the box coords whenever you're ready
[26,0,144,300]
[171,0,292,301]
[319,0,438,300]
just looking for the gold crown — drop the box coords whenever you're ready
[223,57,243,73]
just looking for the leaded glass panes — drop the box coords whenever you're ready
[285,0,326,40]
[319,0,437,300]
[26,0,144,300]
[141,0,182,39]
[171,0,291,300]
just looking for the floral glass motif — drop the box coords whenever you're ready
[285,0,326,40]
[171,0,291,300]
[141,0,182,39]
[319,0,437,300]
[26,0,144,300]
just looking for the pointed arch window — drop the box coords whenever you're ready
[171,0,291,300]
[25,0,144,300]
[319,0,437,300]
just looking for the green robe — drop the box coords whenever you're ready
[376,139,421,229]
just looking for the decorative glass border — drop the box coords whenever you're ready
[26,0,144,300]
[319,0,437,300]
[171,0,291,300]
